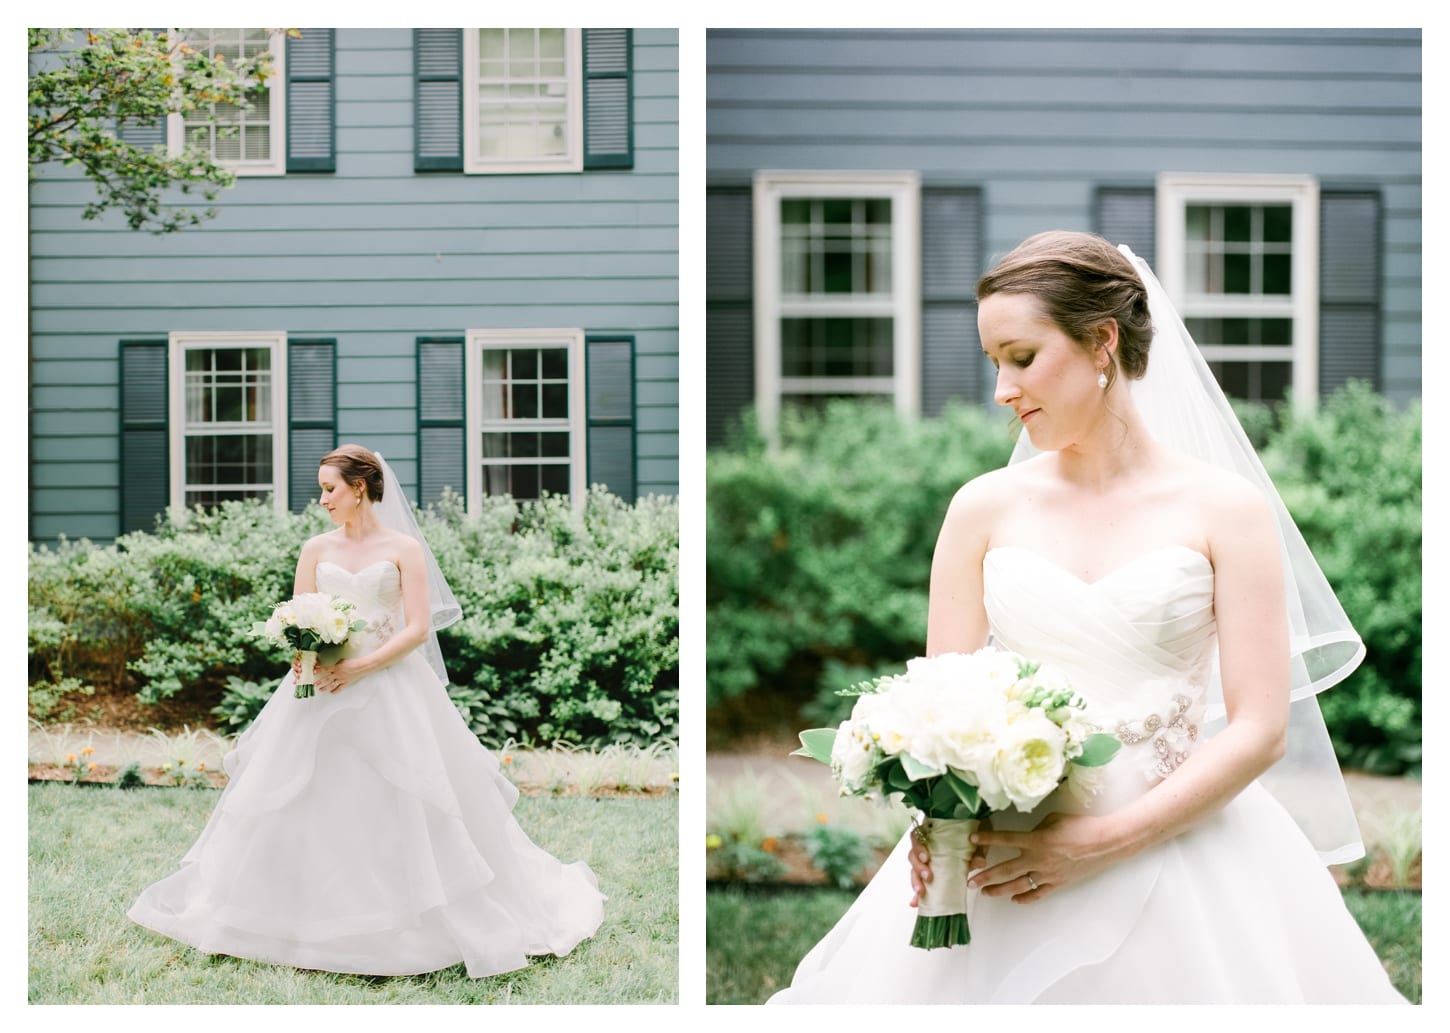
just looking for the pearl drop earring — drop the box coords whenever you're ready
[1097,370,1109,390]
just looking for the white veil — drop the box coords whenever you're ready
[372,453,462,687]
[1008,245,1365,864]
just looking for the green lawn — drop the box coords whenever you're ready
[707,883,1421,1004]
[29,782,677,1004]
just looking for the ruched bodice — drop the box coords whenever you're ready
[316,560,404,654]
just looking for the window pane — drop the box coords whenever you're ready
[1223,253,1251,294]
[1208,360,1292,405]
[1223,206,1252,241]
[511,382,538,418]
[781,318,893,377]
[540,464,570,496]
[541,382,568,418]
[540,348,568,380]
[1185,205,1211,242]
[779,197,893,296]
[1263,205,1293,243]
[1263,253,1292,295]
[185,433,272,487]
[512,348,538,379]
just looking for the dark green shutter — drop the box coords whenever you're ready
[119,340,169,533]
[920,187,983,411]
[414,29,463,171]
[1095,187,1156,265]
[287,28,335,172]
[582,29,632,170]
[416,337,466,505]
[1319,191,1382,396]
[288,339,336,512]
[585,335,636,501]
[706,186,754,447]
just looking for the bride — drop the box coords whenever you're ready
[128,444,604,978]
[768,232,1408,1004]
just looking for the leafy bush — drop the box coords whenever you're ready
[706,386,1421,773]
[1260,382,1422,774]
[706,400,1013,712]
[803,822,872,889]
[29,490,678,748]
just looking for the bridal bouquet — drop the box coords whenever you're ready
[793,646,1120,949]
[251,593,367,698]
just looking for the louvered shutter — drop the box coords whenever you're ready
[417,338,466,505]
[1095,187,1156,265]
[1319,191,1382,395]
[287,28,335,172]
[920,188,984,412]
[706,187,754,447]
[287,339,336,512]
[582,29,632,170]
[119,340,169,533]
[585,336,636,500]
[415,29,462,171]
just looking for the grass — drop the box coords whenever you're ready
[29,782,677,1004]
[706,883,1421,1005]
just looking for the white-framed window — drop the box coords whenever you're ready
[464,329,587,507]
[463,28,583,174]
[167,28,286,176]
[753,171,921,438]
[1156,173,1319,407]
[169,332,288,511]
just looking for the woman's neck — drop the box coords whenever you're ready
[340,506,384,540]
[1053,392,1162,490]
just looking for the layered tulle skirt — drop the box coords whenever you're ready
[768,775,1406,1004]
[128,653,604,977]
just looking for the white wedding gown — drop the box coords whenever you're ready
[129,560,605,978]
[770,546,1408,1004]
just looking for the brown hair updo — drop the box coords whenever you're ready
[976,231,1154,382]
[319,443,384,502]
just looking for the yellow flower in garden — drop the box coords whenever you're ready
[197,763,206,771]
[705,834,723,850]
[761,836,779,853]
[65,753,76,763]
[81,746,94,756]
[87,763,97,772]
[502,755,513,765]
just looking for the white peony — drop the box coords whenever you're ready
[982,708,1070,812]
[830,719,879,792]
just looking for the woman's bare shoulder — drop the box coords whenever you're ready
[299,530,339,556]
[946,455,1047,515]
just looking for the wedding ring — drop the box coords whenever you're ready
[1026,874,1038,891]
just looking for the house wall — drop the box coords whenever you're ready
[29,27,679,543]
[706,27,1421,404]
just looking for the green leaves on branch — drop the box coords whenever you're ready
[28,28,289,232]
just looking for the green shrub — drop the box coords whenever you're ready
[803,822,871,889]
[29,490,678,748]
[706,400,1012,710]
[1261,382,1422,774]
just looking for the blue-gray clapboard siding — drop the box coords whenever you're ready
[706,27,1421,417]
[29,27,678,542]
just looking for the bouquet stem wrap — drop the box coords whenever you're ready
[911,816,980,949]
[295,649,318,699]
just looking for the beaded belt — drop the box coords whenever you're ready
[1115,693,1200,778]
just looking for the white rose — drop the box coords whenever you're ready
[989,709,1069,812]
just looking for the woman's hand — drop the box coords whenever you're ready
[964,813,1123,903]
[313,658,366,695]
[908,821,991,907]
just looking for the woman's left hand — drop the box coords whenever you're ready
[967,812,1123,903]
[313,658,364,694]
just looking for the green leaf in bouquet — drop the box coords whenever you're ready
[899,753,942,782]
[792,727,838,765]
[883,758,914,792]
[928,777,960,816]
[316,644,347,666]
[1074,732,1123,767]
[943,768,982,813]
